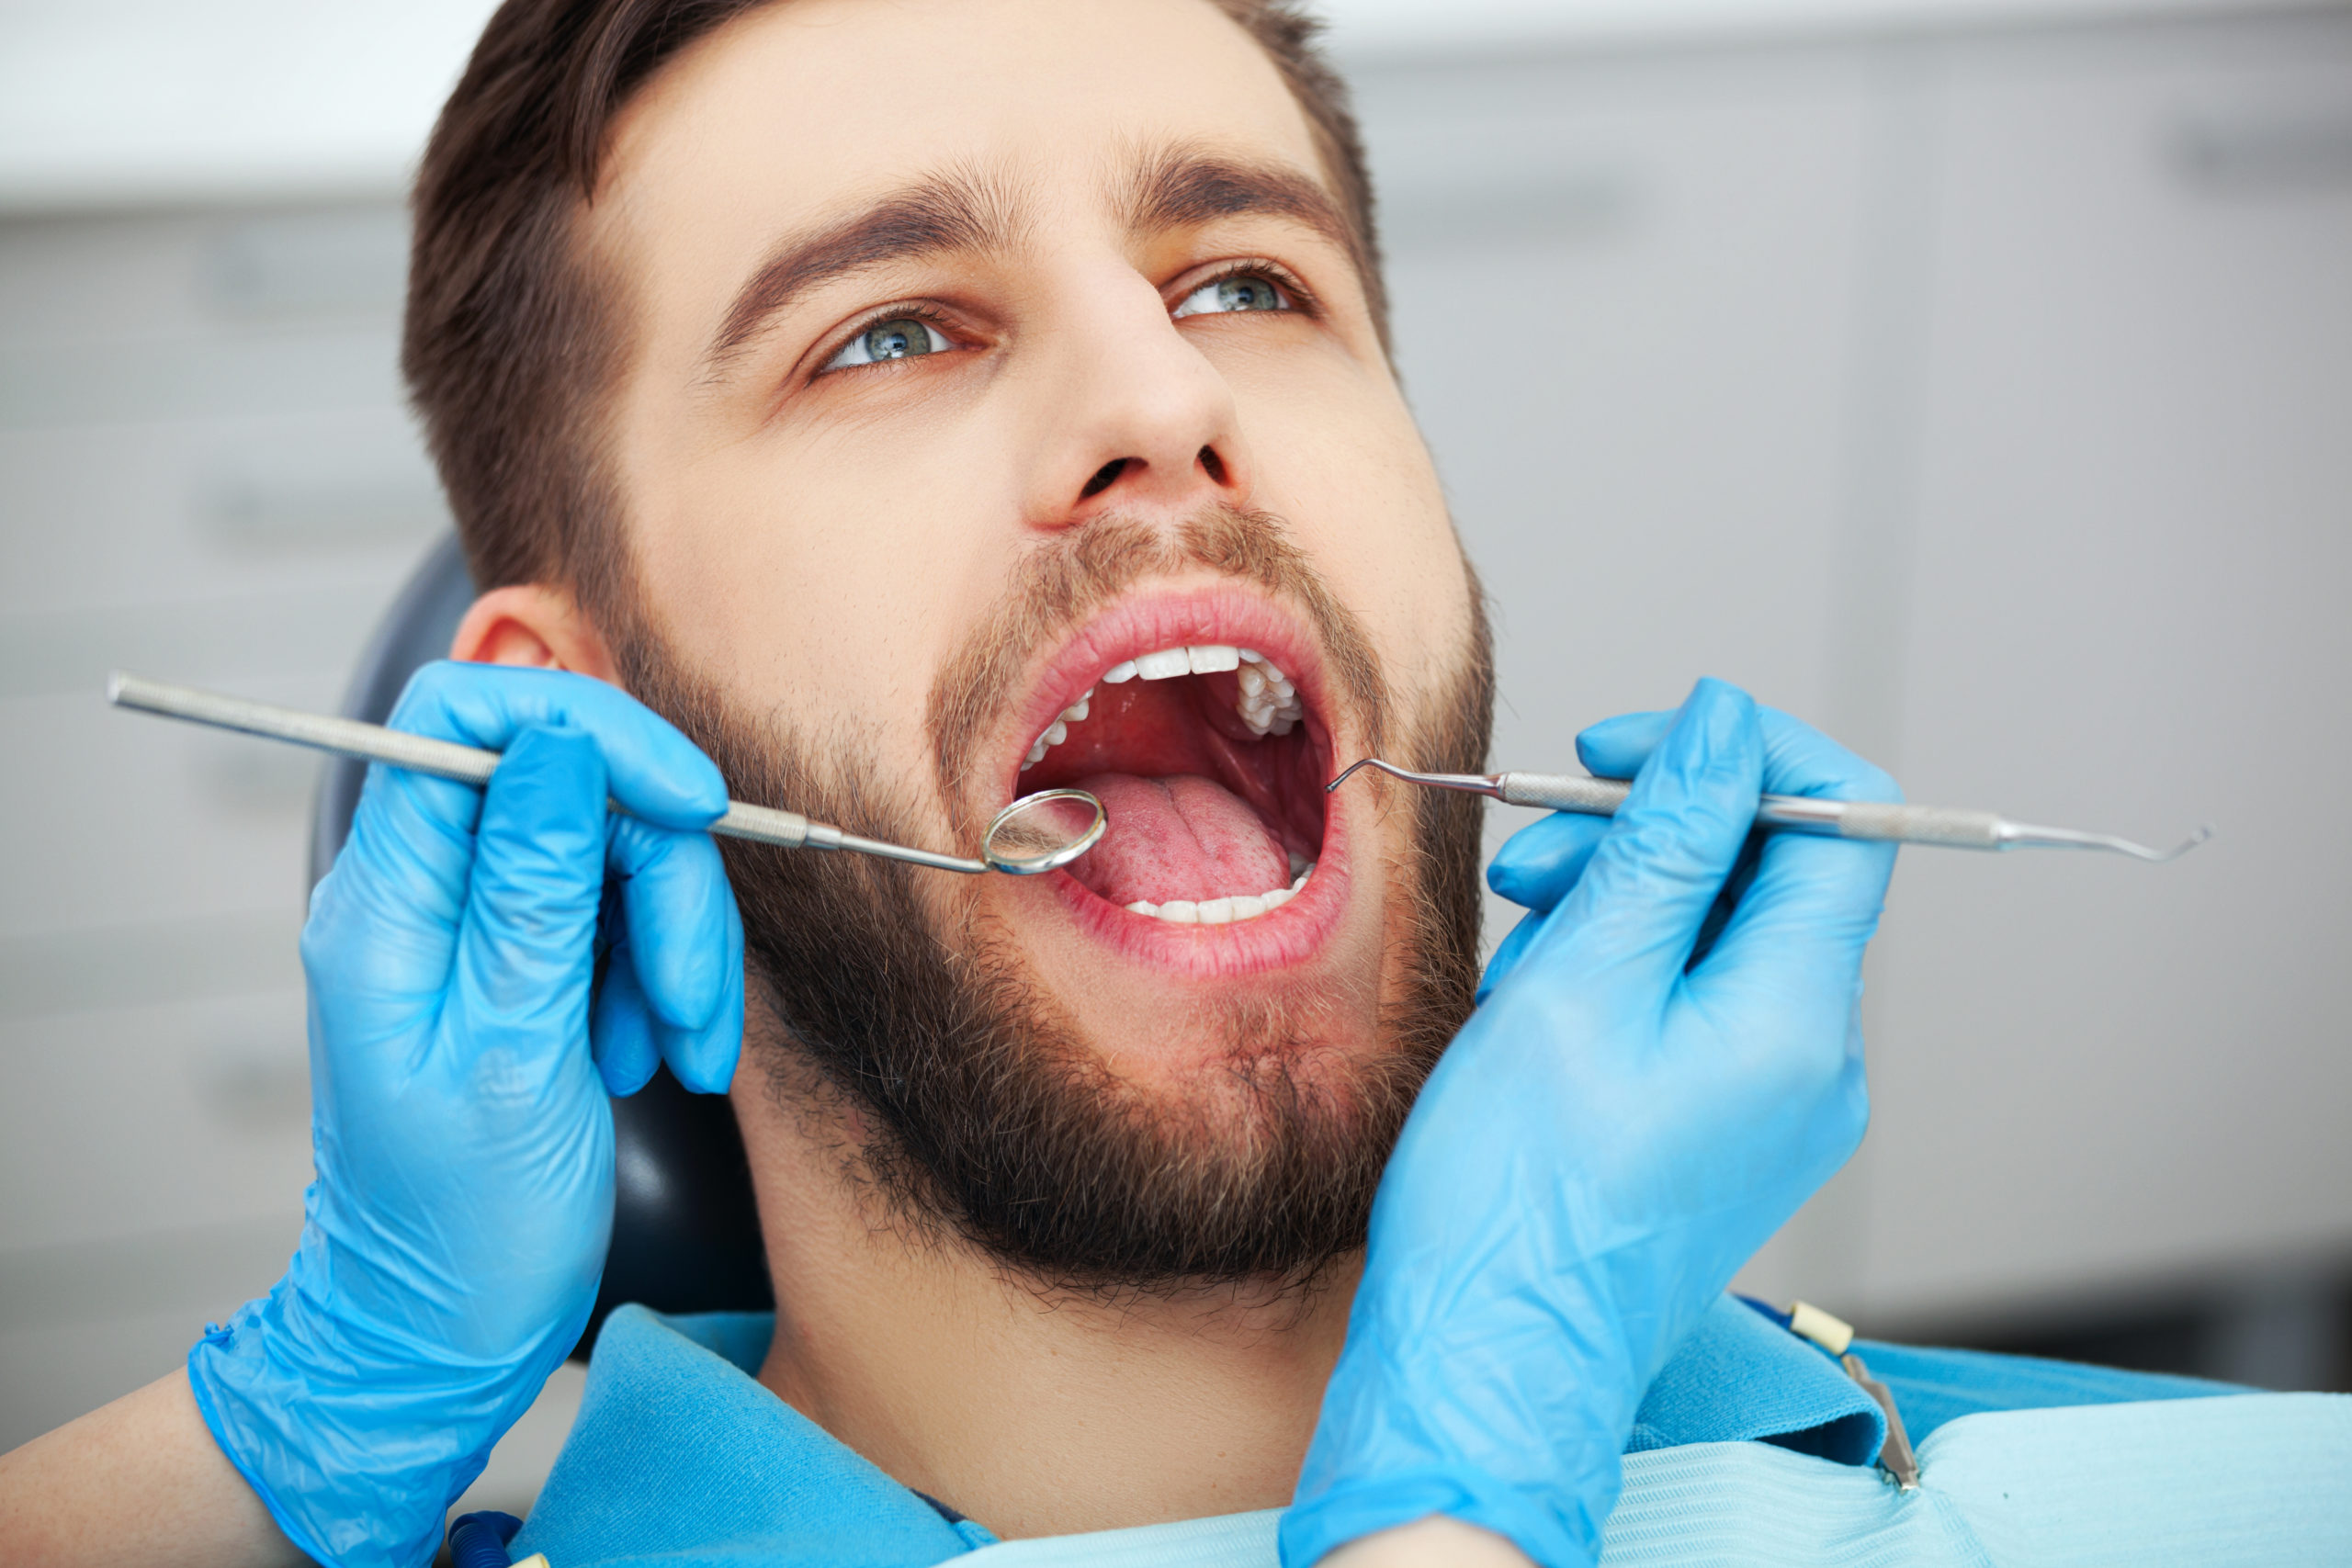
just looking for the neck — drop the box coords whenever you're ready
[731,1070,1355,1540]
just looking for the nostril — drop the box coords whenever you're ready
[1080,459,1127,499]
[1197,446,1227,485]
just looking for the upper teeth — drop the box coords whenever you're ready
[1023,689,1091,769]
[1022,645,1304,771]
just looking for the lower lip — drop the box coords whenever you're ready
[1041,804,1352,979]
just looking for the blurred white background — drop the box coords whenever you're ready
[4,0,2347,1517]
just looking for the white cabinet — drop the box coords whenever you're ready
[1859,21,2352,1324]
[1366,46,1876,743]
[1353,9,2352,1337]
[0,207,440,1444]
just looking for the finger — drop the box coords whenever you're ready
[1578,702,1893,802]
[1519,678,1763,995]
[1476,906,1548,1004]
[317,695,503,963]
[1486,810,1611,912]
[1690,709,1900,999]
[308,751,478,992]
[1688,830,1766,971]
[389,660,728,829]
[1573,708,1674,782]
[318,660,727,1030]
[611,818,744,1095]
[609,819,733,1032]
[447,724,609,1066]
[660,932,743,1096]
[1753,705,1901,804]
[591,944,662,1096]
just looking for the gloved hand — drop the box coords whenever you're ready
[186,661,745,1568]
[1283,678,1897,1567]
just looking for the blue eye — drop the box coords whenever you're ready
[1173,273,1292,319]
[826,316,951,370]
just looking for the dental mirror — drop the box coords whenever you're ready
[979,787,1108,874]
[106,672,1106,877]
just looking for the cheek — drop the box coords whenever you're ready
[1242,371,1470,666]
[616,411,1019,773]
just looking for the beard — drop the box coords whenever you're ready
[612,506,1494,1293]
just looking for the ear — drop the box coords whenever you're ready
[450,583,623,683]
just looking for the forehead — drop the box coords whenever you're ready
[595,0,1329,279]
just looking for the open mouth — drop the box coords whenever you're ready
[1009,616,1332,930]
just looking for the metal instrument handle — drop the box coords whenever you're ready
[1343,756,2199,863]
[1749,795,2006,849]
[1494,766,2006,850]
[1817,800,2005,850]
[711,802,814,850]
[1494,772,1632,814]
[110,672,503,785]
[112,672,842,860]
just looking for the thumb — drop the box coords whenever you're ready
[1486,810,1612,915]
[1529,678,1762,997]
[1476,904,1549,1004]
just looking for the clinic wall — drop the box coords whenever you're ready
[2,1,2348,1458]
[0,208,433,1438]
[1351,7,2352,1342]
[1852,21,2352,1322]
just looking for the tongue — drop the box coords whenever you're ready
[1067,773,1291,908]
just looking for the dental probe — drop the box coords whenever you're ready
[1327,758,2211,863]
[107,672,1105,876]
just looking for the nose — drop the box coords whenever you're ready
[1018,261,1254,528]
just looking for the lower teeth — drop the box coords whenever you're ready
[1124,863,1314,924]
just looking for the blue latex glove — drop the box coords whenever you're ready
[1283,678,1897,1567]
[186,661,745,1568]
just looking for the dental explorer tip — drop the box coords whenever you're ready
[1326,758,1385,793]
[2096,822,2214,863]
[2154,824,2216,863]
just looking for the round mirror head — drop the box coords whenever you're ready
[982,788,1106,874]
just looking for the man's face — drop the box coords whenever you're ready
[585,0,1487,1282]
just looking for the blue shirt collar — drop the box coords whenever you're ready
[514,1305,992,1566]
[1632,1295,1883,1462]
[515,1294,1879,1565]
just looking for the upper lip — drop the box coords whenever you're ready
[991,584,1337,800]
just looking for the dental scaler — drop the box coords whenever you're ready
[1328,759,2210,863]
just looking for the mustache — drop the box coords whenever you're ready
[923,505,1391,816]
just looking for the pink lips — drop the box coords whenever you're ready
[989,585,1349,979]
[996,589,1334,804]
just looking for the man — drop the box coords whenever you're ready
[0,2,2252,1565]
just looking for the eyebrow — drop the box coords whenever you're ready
[1120,146,1357,267]
[703,167,1023,372]
[701,149,1356,374]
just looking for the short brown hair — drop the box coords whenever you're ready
[401,0,1385,615]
